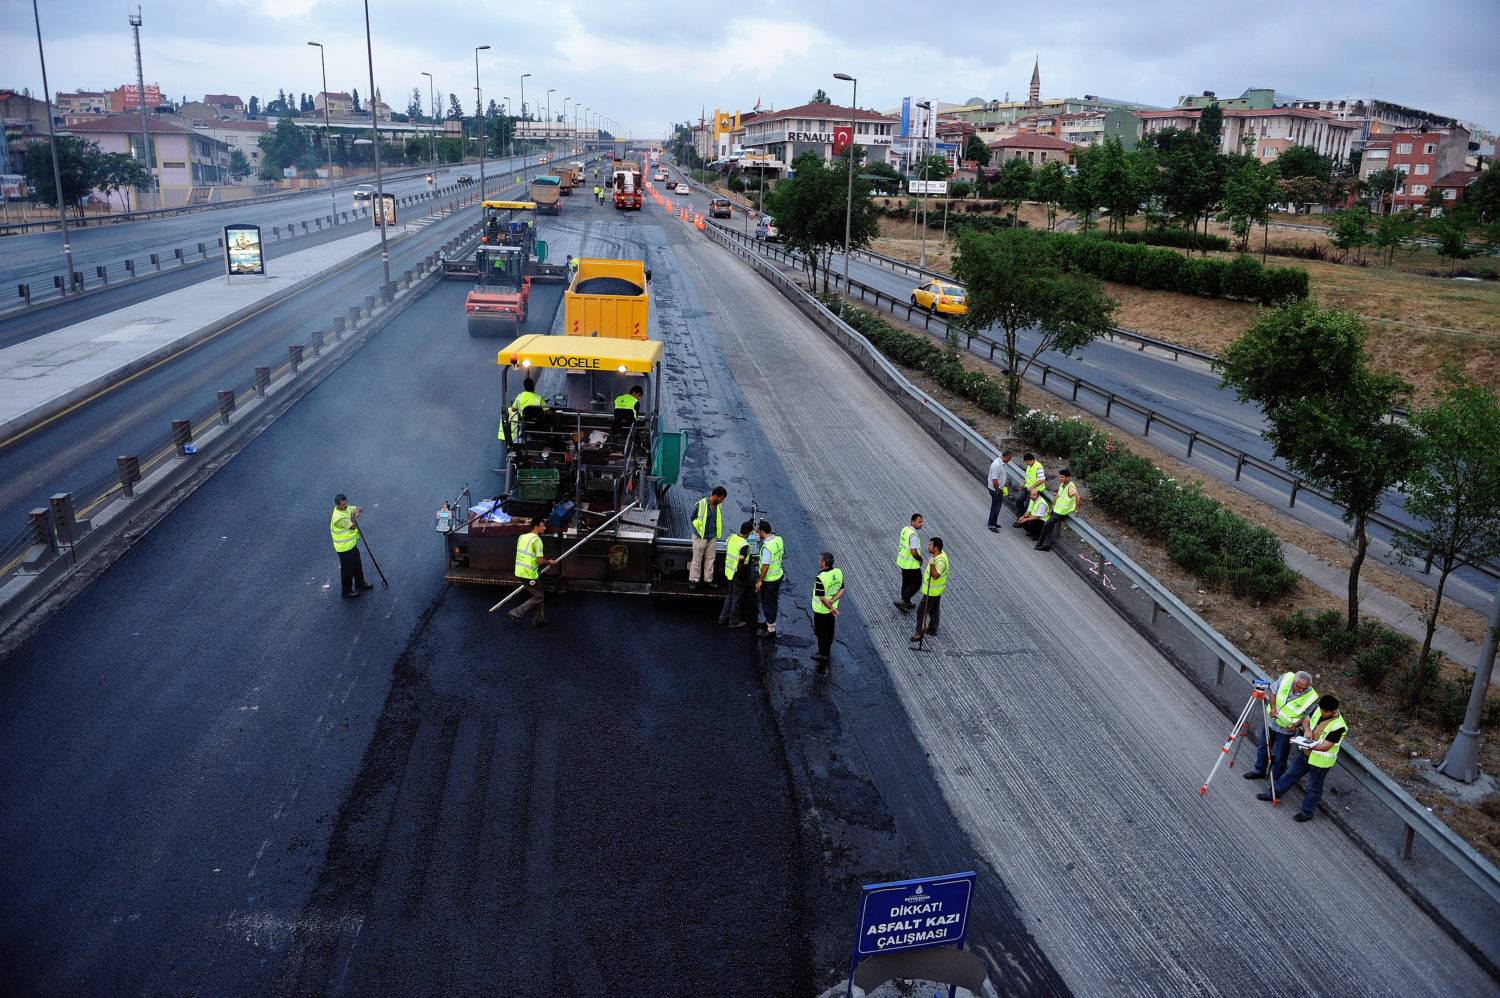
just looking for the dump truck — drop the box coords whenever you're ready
[564,258,651,340]
[437,333,718,598]
[529,174,562,214]
[441,201,569,337]
[612,160,643,211]
[548,165,580,194]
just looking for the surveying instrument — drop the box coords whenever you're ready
[1200,679,1277,803]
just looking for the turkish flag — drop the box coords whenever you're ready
[833,126,852,155]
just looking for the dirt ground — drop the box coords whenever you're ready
[817,286,1500,864]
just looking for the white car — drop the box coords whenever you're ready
[675,182,690,195]
[352,184,375,200]
[655,172,668,181]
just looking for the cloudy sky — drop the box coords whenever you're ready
[5,0,1499,139]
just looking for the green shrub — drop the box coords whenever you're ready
[1311,609,1344,636]
[1097,228,1230,252]
[1258,266,1310,304]
[1352,646,1395,690]
[1431,675,1474,733]
[1355,618,1387,647]
[1190,257,1228,297]
[1319,626,1358,661]
[1223,254,1263,300]
[1136,248,1184,290]
[1278,610,1317,640]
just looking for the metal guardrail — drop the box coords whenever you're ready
[704,216,1500,922]
[722,224,1499,588]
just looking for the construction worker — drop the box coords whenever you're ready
[987,450,1013,532]
[911,537,948,640]
[613,385,643,415]
[566,254,579,281]
[1014,451,1047,519]
[1015,487,1051,540]
[504,377,546,443]
[1245,671,1318,783]
[811,551,845,670]
[689,486,727,589]
[894,513,924,612]
[755,519,784,636]
[1035,468,1080,551]
[331,494,374,598]
[509,518,555,627]
[719,520,754,629]
[1258,695,1347,822]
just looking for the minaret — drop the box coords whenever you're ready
[1029,58,1040,109]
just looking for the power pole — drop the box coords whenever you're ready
[129,7,156,210]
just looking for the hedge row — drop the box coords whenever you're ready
[1013,408,1300,603]
[1052,236,1309,304]
[1095,229,1231,252]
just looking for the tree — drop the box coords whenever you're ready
[407,87,423,120]
[1219,157,1280,258]
[351,88,361,112]
[914,153,951,182]
[1092,137,1144,235]
[227,148,252,183]
[247,95,260,116]
[1198,103,1224,147]
[1163,132,1225,252]
[447,93,463,121]
[764,149,880,293]
[1466,163,1500,227]
[1373,209,1419,267]
[993,157,1032,226]
[953,228,1118,415]
[1060,145,1103,230]
[1217,299,1416,631]
[1362,168,1403,214]
[23,137,100,210]
[96,151,150,211]
[1428,211,1475,271]
[1277,174,1325,214]
[963,133,991,167]
[1029,160,1068,231]
[1276,144,1333,182]
[1394,367,1500,711]
[809,89,831,104]
[1328,205,1373,263]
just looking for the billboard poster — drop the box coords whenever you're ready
[223,223,264,276]
[900,97,912,139]
[375,192,397,228]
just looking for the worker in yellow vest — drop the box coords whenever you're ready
[689,486,727,590]
[1015,487,1051,541]
[719,520,754,628]
[1259,695,1347,822]
[330,494,373,598]
[613,385,643,416]
[1246,670,1317,782]
[508,518,556,627]
[504,377,547,444]
[894,513,924,612]
[1013,451,1047,520]
[1035,468,1080,551]
[754,519,784,636]
[811,551,845,671]
[911,537,948,641]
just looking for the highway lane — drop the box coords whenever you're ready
[0,186,810,995]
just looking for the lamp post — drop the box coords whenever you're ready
[562,97,570,157]
[474,45,490,195]
[421,70,436,176]
[30,0,75,291]
[834,72,857,292]
[916,100,932,268]
[361,0,389,287]
[308,42,337,225]
[502,98,511,160]
[545,88,555,163]
[519,73,531,167]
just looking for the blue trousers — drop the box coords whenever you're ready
[758,577,782,625]
[1273,754,1332,818]
[987,488,1007,528]
[1254,729,1294,780]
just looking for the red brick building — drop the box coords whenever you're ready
[1383,124,1470,211]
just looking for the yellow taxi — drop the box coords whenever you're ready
[910,280,968,316]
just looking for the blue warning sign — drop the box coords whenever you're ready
[854,872,975,957]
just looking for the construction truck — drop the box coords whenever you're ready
[441,201,569,337]
[529,175,562,215]
[564,259,651,340]
[548,165,580,194]
[612,159,643,210]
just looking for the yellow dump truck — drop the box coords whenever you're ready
[563,258,651,340]
[548,165,580,194]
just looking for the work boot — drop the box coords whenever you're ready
[1244,771,1267,780]
[342,591,360,598]
[1256,791,1274,802]
[508,612,523,627]
[357,582,374,590]
[727,621,746,629]
[533,618,550,628]
[893,600,911,612]
[1294,812,1314,822]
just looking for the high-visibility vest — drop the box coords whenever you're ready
[761,535,784,582]
[1024,461,1046,492]
[1302,710,1348,769]
[1270,673,1319,733]
[614,393,639,413]
[1027,494,1051,521]
[693,497,723,539]
[813,568,843,614]
[1052,481,1079,516]
[515,532,543,580]
[897,525,921,569]
[922,552,949,597]
[725,534,749,580]
[505,390,544,438]
[330,506,359,552]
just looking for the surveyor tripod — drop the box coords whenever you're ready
[1200,684,1277,804]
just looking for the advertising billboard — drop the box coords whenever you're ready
[375,192,397,228]
[223,223,264,276]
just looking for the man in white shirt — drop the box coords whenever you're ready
[987,450,1013,532]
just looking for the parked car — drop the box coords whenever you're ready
[910,280,968,316]
[755,215,779,242]
[709,197,732,218]
[352,184,375,200]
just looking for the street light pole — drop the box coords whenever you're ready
[309,42,337,225]
[421,70,436,176]
[502,98,511,160]
[835,72,857,292]
[519,73,531,168]
[361,0,389,287]
[545,89,555,163]
[562,97,570,157]
[474,45,490,196]
[916,100,932,268]
[30,0,74,291]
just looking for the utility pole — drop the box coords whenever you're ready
[129,7,156,211]
[475,45,490,195]
[31,0,75,290]
[361,0,389,287]
[309,42,336,225]
[421,71,436,175]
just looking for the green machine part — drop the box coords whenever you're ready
[535,240,548,263]
[652,431,686,487]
